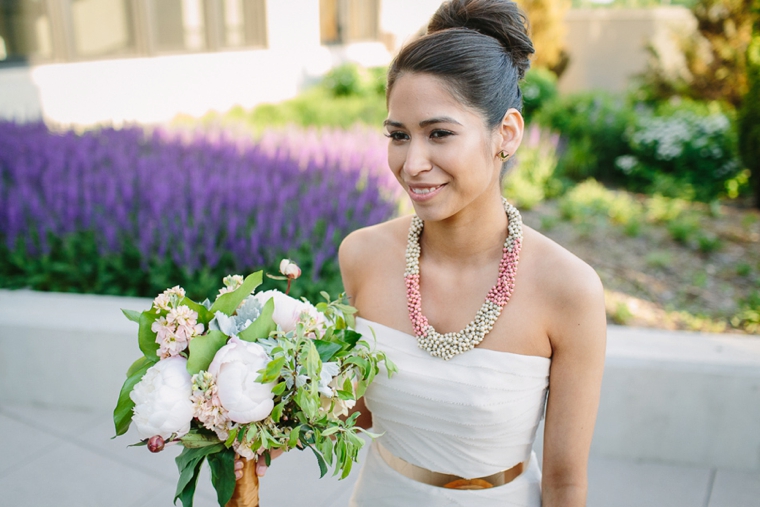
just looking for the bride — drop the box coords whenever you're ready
[337,0,607,505]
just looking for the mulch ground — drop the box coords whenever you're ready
[520,198,760,334]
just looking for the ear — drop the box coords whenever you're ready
[493,108,524,160]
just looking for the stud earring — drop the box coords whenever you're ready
[498,151,509,161]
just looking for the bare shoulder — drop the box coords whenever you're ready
[339,216,412,294]
[521,225,606,346]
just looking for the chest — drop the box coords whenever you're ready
[353,247,552,358]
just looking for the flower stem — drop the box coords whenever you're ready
[286,279,292,295]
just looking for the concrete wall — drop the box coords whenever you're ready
[1,289,759,472]
[560,6,696,94]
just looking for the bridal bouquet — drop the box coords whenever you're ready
[113,262,396,507]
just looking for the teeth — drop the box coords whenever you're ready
[411,186,441,195]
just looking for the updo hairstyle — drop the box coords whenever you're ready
[386,0,534,131]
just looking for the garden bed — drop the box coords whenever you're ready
[522,193,760,334]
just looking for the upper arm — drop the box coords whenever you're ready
[541,261,607,500]
[338,229,368,306]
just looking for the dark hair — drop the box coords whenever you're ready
[386,0,534,131]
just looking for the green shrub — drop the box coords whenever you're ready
[520,67,558,122]
[738,13,760,207]
[645,251,672,269]
[503,126,561,209]
[617,101,744,201]
[733,290,760,332]
[696,233,723,254]
[536,92,635,184]
[203,63,388,131]
[322,63,364,96]
[558,179,644,230]
[667,216,700,244]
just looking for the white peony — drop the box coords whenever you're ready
[253,289,324,333]
[208,337,276,424]
[130,356,194,440]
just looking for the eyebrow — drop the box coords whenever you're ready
[383,116,463,128]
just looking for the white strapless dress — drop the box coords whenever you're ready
[349,318,551,507]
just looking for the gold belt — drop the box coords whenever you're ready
[376,442,525,490]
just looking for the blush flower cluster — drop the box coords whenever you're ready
[151,304,204,358]
[190,371,232,438]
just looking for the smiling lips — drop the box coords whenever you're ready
[408,183,446,201]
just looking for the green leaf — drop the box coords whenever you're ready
[246,424,258,442]
[207,449,236,506]
[180,432,222,448]
[272,381,287,396]
[238,297,276,342]
[258,355,286,384]
[318,435,334,466]
[345,356,368,374]
[224,428,238,448]
[186,330,228,375]
[174,446,223,507]
[340,330,362,349]
[121,308,142,323]
[210,271,263,316]
[340,454,354,479]
[313,340,342,362]
[174,457,204,507]
[336,389,354,400]
[356,427,384,439]
[138,311,160,358]
[320,426,340,437]
[176,444,225,472]
[307,445,328,478]
[355,379,367,398]
[342,376,354,397]
[384,357,399,377]
[112,358,154,436]
[305,340,320,380]
[288,425,301,449]
[271,401,285,423]
[126,355,156,378]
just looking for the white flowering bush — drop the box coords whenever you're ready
[615,105,742,201]
[113,269,396,507]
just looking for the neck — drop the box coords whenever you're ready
[419,194,510,266]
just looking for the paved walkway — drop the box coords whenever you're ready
[1,404,758,507]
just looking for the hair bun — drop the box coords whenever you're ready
[428,0,534,79]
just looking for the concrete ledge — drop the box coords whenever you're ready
[1,289,759,471]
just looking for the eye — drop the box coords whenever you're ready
[384,131,409,142]
[430,129,454,140]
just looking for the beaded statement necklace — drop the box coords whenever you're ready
[404,197,523,360]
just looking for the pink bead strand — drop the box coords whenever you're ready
[404,197,523,360]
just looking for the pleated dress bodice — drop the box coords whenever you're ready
[356,317,551,479]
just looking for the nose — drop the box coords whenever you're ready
[401,138,432,178]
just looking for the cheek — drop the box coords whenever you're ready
[387,145,405,175]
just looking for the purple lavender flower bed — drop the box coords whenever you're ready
[0,122,397,299]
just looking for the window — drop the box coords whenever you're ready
[320,0,379,45]
[147,0,206,52]
[0,0,53,63]
[70,0,136,58]
[0,0,267,64]
[213,0,267,49]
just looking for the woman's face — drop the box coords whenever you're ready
[385,72,503,223]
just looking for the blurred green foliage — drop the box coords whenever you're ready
[211,63,388,131]
[520,67,559,123]
[738,7,760,207]
[636,0,753,108]
[535,92,635,184]
[502,127,562,209]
